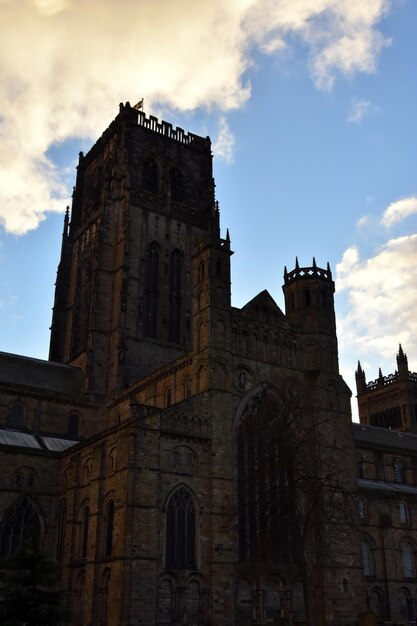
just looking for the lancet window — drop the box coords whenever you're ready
[165,487,195,568]
[144,242,159,337]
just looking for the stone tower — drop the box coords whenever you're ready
[49,102,218,397]
[356,345,417,431]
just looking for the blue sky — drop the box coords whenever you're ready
[0,0,416,418]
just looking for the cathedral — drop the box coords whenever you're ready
[1,102,417,625]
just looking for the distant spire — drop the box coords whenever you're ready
[63,206,70,237]
[312,256,317,268]
[295,256,299,270]
[226,228,230,243]
[356,360,363,374]
[284,265,288,279]
[397,343,408,378]
[378,367,383,380]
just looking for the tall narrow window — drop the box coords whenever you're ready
[68,414,80,437]
[168,249,182,342]
[361,539,375,577]
[56,499,66,561]
[400,501,409,524]
[170,168,185,203]
[103,501,114,558]
[165,488,195,568]
[0,497,42,558]
[145,242,159,337]
[80,506,89,558]
[143,158,159,193]
[402,542,416,578]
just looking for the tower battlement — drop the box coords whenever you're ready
[284,257,332,284]
[122,101,211,151]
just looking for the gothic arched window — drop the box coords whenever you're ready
[145,242,159,337]
[7,403,24,429]
[400,501,409,525]
[168,249,182,343]
[170,167,185,203]
[143,157,159,193]
[103,500,115,558]
[0,497,42,558]
[165,488,195,568]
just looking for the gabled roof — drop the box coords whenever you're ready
[235,290,288,327]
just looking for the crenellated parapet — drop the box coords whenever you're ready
[284,257,333,285]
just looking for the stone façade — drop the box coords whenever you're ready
[0,103,416,626]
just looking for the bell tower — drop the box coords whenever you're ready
[49,102,217,396]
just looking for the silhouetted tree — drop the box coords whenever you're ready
[0,548,70,625]
[237,375,357,626]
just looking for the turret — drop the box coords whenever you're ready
[397,343,409,379]
[355,361,367,394]
[283,258,338,372]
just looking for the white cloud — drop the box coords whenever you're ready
[357,215,370,227]
[336,233,417,368]
[213,117,235,165]
[347,98,373,123]
[0,0,393,234]
[381,196,417,228]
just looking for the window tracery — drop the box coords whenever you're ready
[165,487,195,568]
[0,496,42,558]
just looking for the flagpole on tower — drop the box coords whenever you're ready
[133,98,144,110]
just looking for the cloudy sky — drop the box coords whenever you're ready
[0,0,416,417]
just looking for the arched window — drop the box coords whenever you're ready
[361,539,375,577]
[198,261,205,282]
[0,497,42,558]
[402,542,416,578]
[292,581,305,622]
[68,414,80,437]
[165,488,195,568]
[369,587,384,619]
[7,403,24,429]
[236,580,253,625]
[56,499,66,561]
[394,461,406,483]
[79,506,89,558]
[145,242,159,337]
[400,502,409,525]
[184,376,192,399]
[168,249,182,343]
[357,458,365,478]
[103,501,115,558]
[165,387,172,408]
[158,578,174,624]
[143,157,159,193]
[170,167,185,203]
